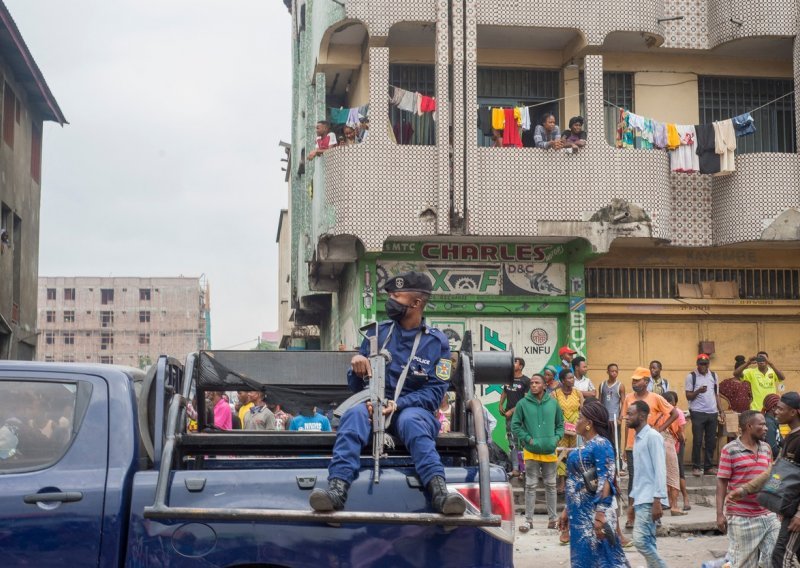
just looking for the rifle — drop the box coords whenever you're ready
[368,321,393,483]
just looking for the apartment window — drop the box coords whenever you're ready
[64,288,76,301]
[46,288,56,300]
[139,310,151,323]
[45,310,55,323]
[100,356,113,365]
[698,76,796,154]
[476,67,560,147]
[3,82,15,147]
[603,72,634,147]
[45,331,55,345]
[30,122,42,183]
[100,311,114,328]
[63,355,75,363]
[63,310,75,323]
[100,332,113,350]
[101,288,114,304]
[44,355,54,362]
[63,332,75,345]
[139,288,151,301]
[388,64,437,145]
[139,333,150,345]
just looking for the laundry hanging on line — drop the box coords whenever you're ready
[388,86,436,116]
[613,107,756,175]
[327,104,370,127]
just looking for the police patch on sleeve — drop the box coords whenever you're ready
[435,358,452,381]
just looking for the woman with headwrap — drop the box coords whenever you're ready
[763,393,781,459]
[558,400,630,567]
[543,365,561,394]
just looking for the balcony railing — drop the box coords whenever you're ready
[312,142,442,252]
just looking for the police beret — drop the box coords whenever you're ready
[383,271,433,294]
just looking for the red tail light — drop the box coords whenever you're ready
[454,483,514,521]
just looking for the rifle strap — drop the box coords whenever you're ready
[384,329,423,431]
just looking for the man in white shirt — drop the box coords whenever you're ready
[572,356,596,398]
[308,120,337,160]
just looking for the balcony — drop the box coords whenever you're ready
[344,0,437,37]
[311,142,442,253]
[473,0,665,46]
[707,0,797,49]
[712,153,800,246]
[467,144,672,251]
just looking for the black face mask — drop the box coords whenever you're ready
[385,297,410,322]
[631,382,647,394]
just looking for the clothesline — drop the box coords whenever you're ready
[603,89,795,118]
[476,91,583,111]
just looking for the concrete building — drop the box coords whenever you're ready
[36,277,210,368]
[0,2,66,360]
[282,0,799,431]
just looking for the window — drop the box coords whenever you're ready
[698,76,796,154]
[476,67,560,147]
[139,310,151,323]
[64,288,75,301]
[139,333,150,345]
[100,311,114,328]
[389,64,437,145]
[3,82,16,147]
[63,355,75,363]
[0,380,80,472]
[45,331,55,345]
[139,288,151,301]
[63,310,75,323]
[603,72,634,147]
[101,288,114,304]
[30,123,42,183]
[100,332,113,350]
[46,288,56,300]
[100,356,113,365]
[63,332,75,345]
[45,310,55,323]
[44,355,54,362]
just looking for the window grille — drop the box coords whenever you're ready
[389,64,436,145]
[698,76,796,154]
[586,267,799,300]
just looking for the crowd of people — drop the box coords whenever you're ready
[186,390,332,432]
[505,347,795,568]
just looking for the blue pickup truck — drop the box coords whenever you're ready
[0,337,514,567]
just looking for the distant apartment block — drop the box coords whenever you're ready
[37,277,210,368]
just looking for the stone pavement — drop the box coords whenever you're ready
[513,507,729,567]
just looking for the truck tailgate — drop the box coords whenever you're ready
[127,464,513,568]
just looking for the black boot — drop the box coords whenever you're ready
[309,478,350,512]
[427,476,466,515]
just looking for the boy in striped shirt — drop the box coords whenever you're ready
[716,410,779,568]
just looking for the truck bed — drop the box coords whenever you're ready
[128,464,513,568]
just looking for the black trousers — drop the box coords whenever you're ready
[772,515,800,568]
[690,411,718,470]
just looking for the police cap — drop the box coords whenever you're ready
[383,271,433,294]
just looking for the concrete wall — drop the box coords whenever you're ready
[36,277,210,368]
[0,57,46,360]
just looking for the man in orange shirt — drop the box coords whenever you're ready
[622,367,680,528]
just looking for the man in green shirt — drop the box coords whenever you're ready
[733,351,786,411]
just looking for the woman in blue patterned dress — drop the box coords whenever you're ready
[558,400,630,567]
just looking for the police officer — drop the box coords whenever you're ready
[309,271,467,515]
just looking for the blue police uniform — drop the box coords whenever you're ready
[328,319,452,487]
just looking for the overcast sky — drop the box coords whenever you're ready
[7,0,292,349]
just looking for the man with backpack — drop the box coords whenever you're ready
[685,354,723,477]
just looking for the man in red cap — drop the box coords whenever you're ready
[558,346,577,371]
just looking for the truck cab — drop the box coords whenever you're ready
[0,363,141,567]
